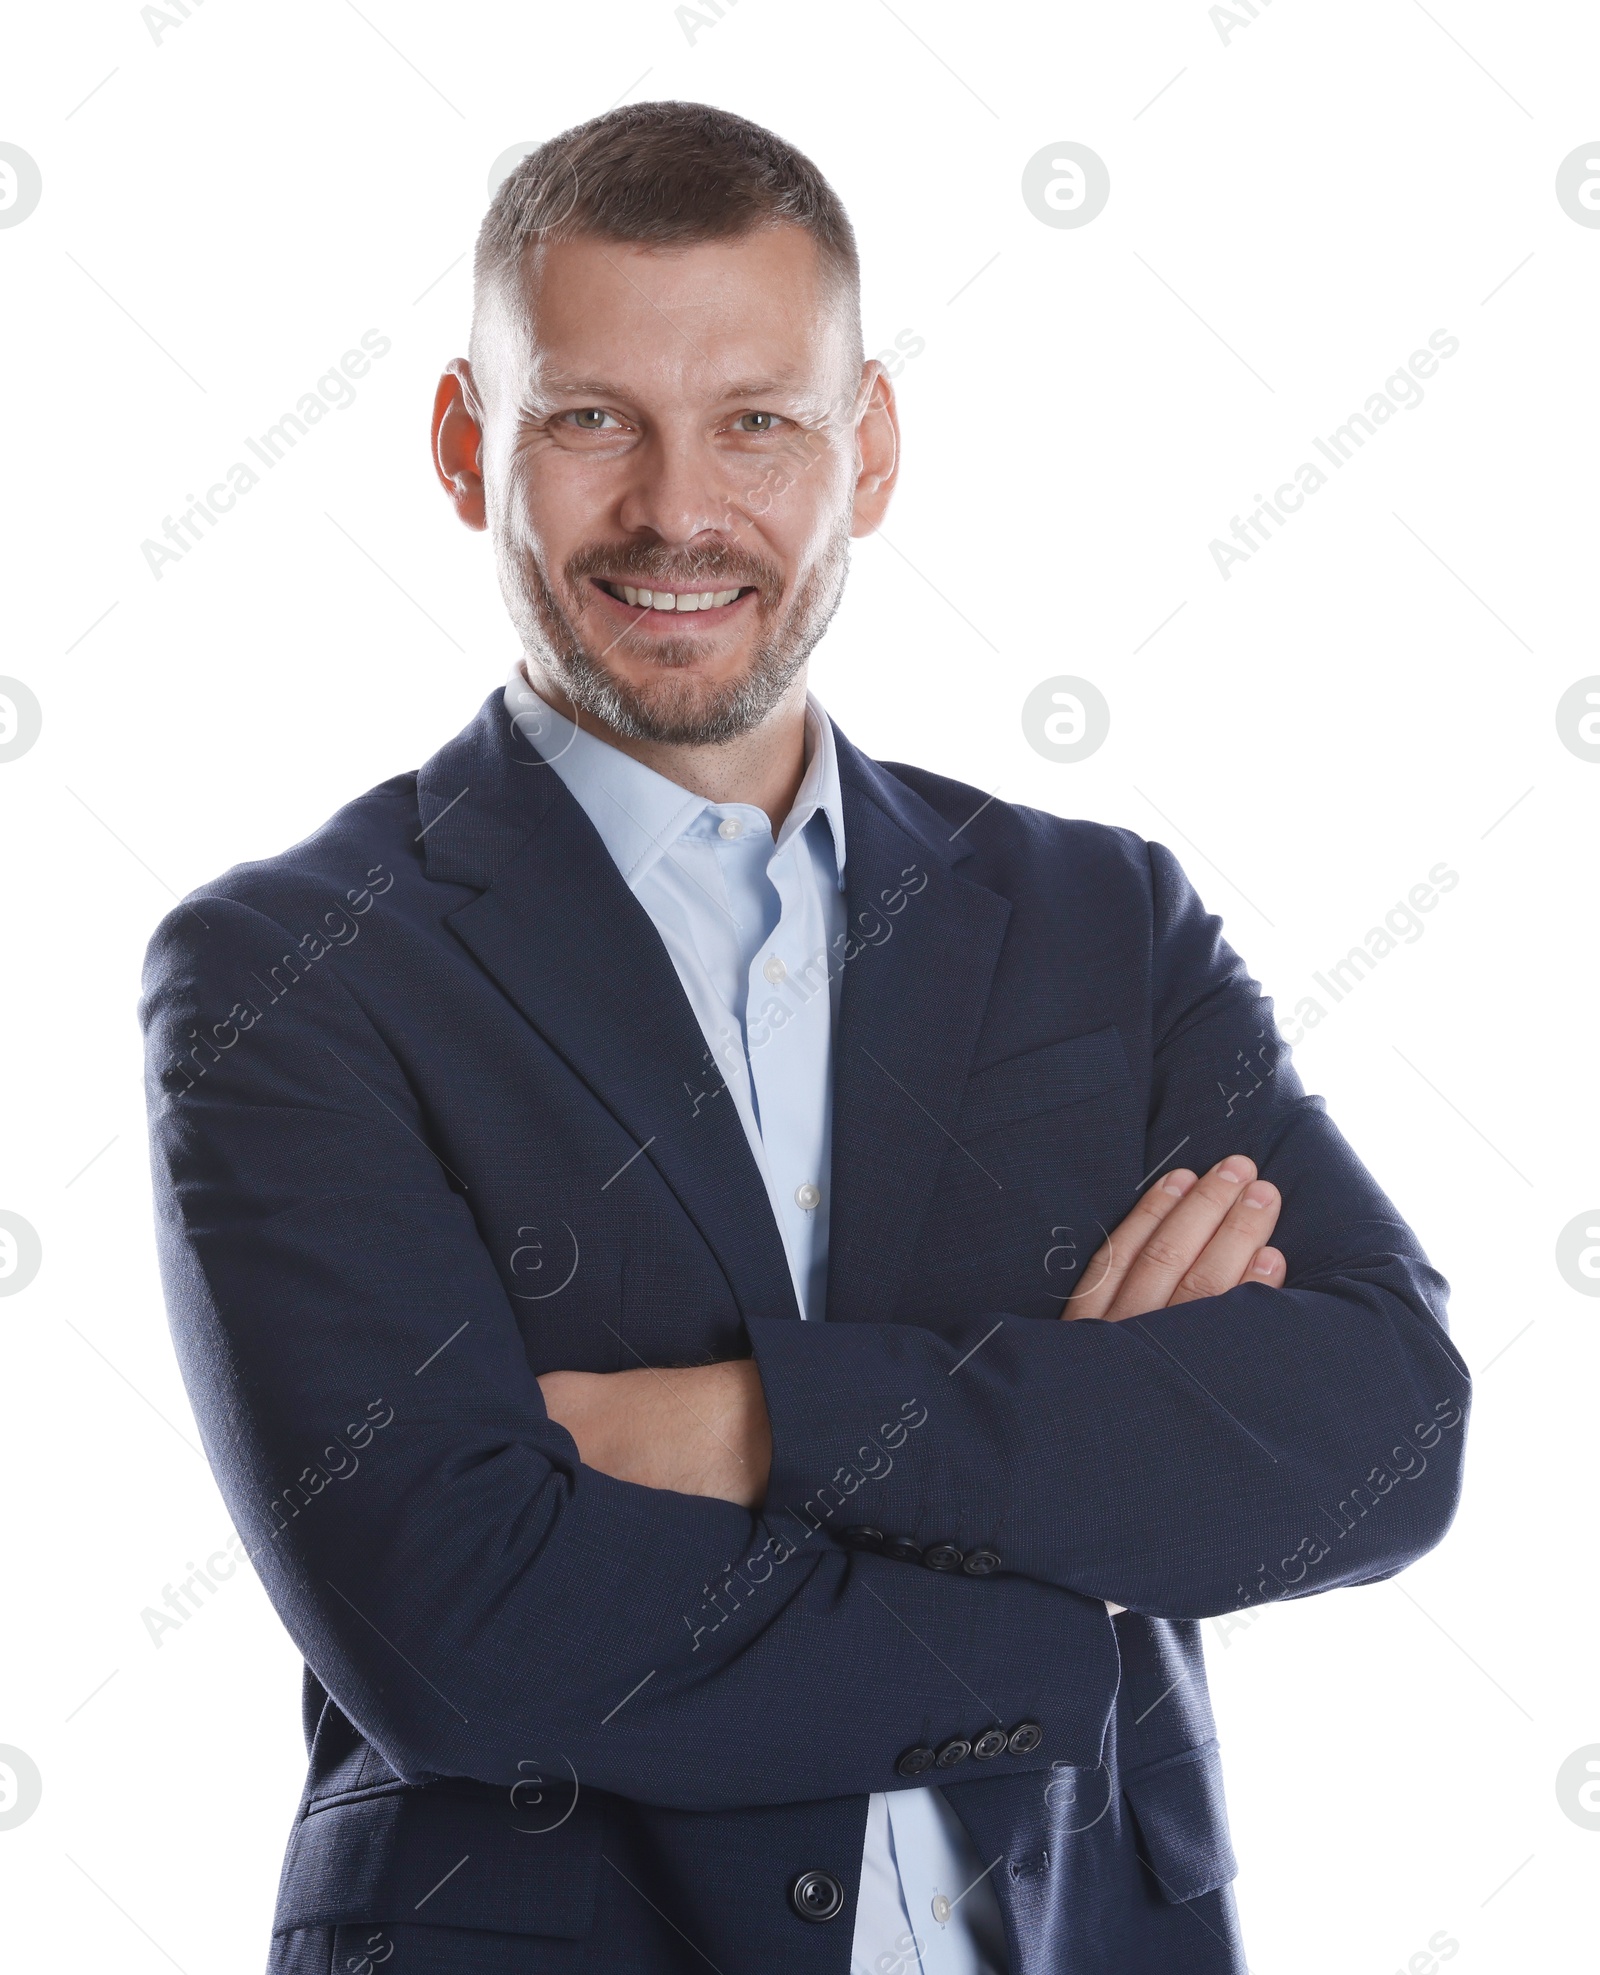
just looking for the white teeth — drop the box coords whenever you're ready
[610,582,744,611]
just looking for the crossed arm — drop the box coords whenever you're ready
[539,1153,1289,1508]
[141,841,1466,1806]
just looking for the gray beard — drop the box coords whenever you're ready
[495,515,851,746]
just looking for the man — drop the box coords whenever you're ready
[141,102,1469,1975]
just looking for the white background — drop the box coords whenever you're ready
[4,1,1597,1969]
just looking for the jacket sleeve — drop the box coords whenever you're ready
[746,838,1471,1620]
[140,894,1119,1812]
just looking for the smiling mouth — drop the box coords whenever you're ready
[593,578,755,614]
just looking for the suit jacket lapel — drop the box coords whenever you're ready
[825,733,1012,1328]
[417,692,799,1326]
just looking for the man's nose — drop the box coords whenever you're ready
[616,428,745,547]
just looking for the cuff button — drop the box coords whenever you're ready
[1007,1721,1043,1756]
[935,1738,972,1768]
[962,1549,1002,1576]
[839,1525,884,1551]
[895,1745,937,1778]
[973,1727,1009,1760]
[922,1543,964,1571]
[884,1535,925,1565]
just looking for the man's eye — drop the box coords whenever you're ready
[564,408,622,431]
[735,412,781,433]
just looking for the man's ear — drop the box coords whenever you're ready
[432,360,486,530]
[850,361,901,539]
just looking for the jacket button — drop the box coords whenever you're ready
[972,1727,1009,1760]
[962,1549,1001,1576]
[839,1525,884,1551]
[935,1737,972,1769]
[1007,1721,1043,1756]
[895,1745,937,1778]
[790,1869,845,1922]
[922,1542,964,1572]
[884,1535,924,1564]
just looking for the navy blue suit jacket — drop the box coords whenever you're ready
[140,690,1469,1974]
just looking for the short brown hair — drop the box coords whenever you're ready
[472,101,861,367]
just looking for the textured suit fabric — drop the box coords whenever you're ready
[140,689,1470,1973]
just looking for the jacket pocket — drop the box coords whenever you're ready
[959,1025,1133,1137]
[1121,1739,1238,1904]
[275,1782,599,1939]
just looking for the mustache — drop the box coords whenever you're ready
[565,542,784,596]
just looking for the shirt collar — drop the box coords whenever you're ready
[503,666,847,892]
[787,692,848,887]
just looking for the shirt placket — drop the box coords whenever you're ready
[751,823,838,1320]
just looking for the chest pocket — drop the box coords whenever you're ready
[959,1025,1133,1138]
[902,1025,1137,1322]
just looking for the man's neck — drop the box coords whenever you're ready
[519,661,812,833]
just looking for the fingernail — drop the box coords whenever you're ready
[1161,1170,1196,1197]
[1252,1253,1276,1274]
[1243,1184,1273,1209]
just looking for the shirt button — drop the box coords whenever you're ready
[794,1182,821,1210]
[931,1894,952,1925]
[716,816,744,840]
[763,954,788,984]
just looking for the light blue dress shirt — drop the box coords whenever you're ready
[504,669,1007,1975]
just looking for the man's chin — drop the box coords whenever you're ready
[543,642,788,746]
[606,674,771,746]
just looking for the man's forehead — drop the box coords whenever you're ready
[483,228,852,402]
[531,364,827,402]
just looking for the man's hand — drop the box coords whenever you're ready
[537,1359,772,1508]
[1063,1154,1285,1323]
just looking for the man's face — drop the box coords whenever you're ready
[439,225,895,745]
